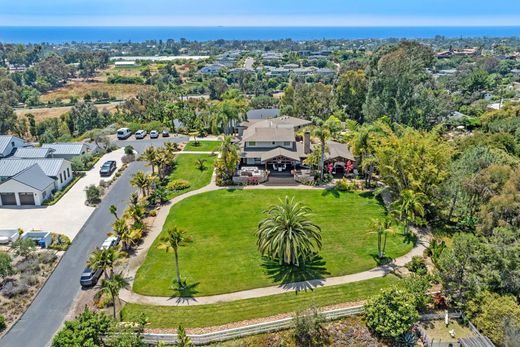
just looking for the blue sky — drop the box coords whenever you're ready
[0,0,519,26]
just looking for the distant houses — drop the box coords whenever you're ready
[0,135,92,206]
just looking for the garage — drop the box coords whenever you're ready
[0,193,17,206]
[18,193,35,206]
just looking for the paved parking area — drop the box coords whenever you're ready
[0,148,125,240]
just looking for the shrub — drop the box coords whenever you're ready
[0,252,14,281]
[49,233,71,251]
[39,250,58,264]
[465,291,520,346]
[293,306,328,347]
[124,145,135,155]
[167,179,190,191]
[15,257,40,274]
[0,314,5,331]
[335,178,355,192]
[365,287,419,338]
[1,280,29,298]
[405,256,428,275]
[11,238,36,258]
[85,184,103,205]
[20,273,39,286]
[122,153,135,164]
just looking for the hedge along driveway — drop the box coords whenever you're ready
[133,189,413,297]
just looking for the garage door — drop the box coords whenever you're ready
[0,193,17,206]
[19,193,35,206]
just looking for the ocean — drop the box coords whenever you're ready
[0,26,519,44]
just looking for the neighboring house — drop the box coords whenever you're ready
[0,135,26,158]
[13,147,55,159]
[246,108,280,120]
[198,64,225,75]
[0,164,55,206]
[41,143,89,160]
[0,158,73,191]
[238,116,355,175]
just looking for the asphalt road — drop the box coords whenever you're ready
[0,161,146,347]
[114,135,188,154]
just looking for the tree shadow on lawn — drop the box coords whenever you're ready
[262,254,330,292]
[321,188,340,198]
[168,281,200,305]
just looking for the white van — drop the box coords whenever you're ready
[117,128,132,140]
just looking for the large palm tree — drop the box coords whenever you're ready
[257,196,322,266]
[87,247,122,278]
[391,189,427,234]
[141,146,158,174]
[131,171,150,197]
[158,226,192,286]
[98,273,129,320]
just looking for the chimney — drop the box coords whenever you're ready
[304,131,311,154]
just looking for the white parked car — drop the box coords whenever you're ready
[116,128,132,140]
[101,236,119,249]
[135,130,147,139]
[150,130,159,139]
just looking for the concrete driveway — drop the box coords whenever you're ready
[0,148,125,240]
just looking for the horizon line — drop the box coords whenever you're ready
[1,24,520,28]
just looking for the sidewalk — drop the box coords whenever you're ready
[0,148,125,240]
[120,177,431,307]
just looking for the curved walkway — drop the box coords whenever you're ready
[119,177,430,307]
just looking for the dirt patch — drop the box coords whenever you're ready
[40,81,150,103]
[16,103,118,121]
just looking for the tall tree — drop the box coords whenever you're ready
[391,189,427,234]
[335,69,368,123]
[98,273,129,320]
[257,196,322,266]
[158,226,192,286]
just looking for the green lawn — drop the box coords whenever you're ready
[134,189,413,296]
[183,141,222,152]
[167,154,216,199]
[123,275,398,329]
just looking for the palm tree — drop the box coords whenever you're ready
[195,158,207,171]
[311,116,341,181]
[111,219,137,251]
[163,142,179,155]
[215,135,239,185]
[131,171,150,197]
[109,205,118,220]
[257,196,322,266]
[141,146,158,174]
[370,217,394,259]
[391,189,427,234]
[157,226,192,286]
[98,273,129,320]
[87,247,122,278]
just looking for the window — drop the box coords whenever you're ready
[43,191,47,198]
[59,173,63,183]
[272,141,275,145]
[67,168,70,178]
[283,142,291,146]
[248,141,256,146]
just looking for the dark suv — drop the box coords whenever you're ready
[80,267,102,287]
[99,160,117,177]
